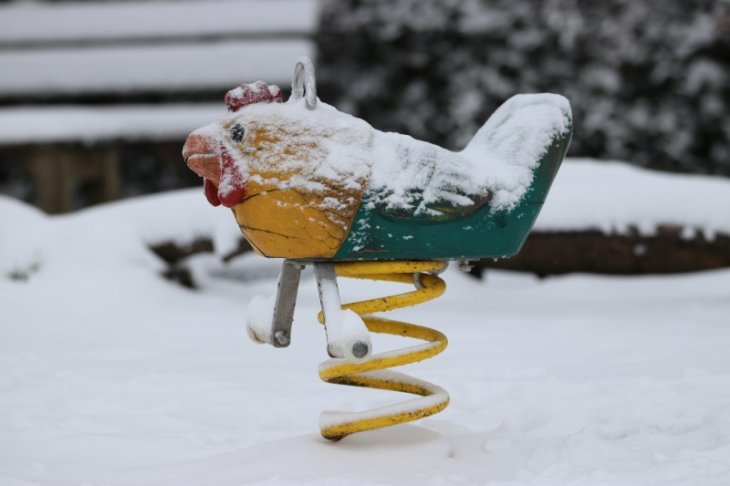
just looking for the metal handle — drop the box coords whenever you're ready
[270,259,304,347]
[290,56,317,110]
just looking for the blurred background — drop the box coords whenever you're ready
[4,3,730,481]
[0,0,728,277]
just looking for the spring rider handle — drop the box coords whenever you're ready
[269,260,304,348]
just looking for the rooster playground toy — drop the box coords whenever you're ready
[183,58,572,440]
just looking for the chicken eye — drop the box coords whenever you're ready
[230,123,245,143]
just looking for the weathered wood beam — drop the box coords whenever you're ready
[475,229,730,277]
[22,144,123,214]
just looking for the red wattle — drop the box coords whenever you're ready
[217,144,247,208]
[219,186,247,208]
[204,179,221,206]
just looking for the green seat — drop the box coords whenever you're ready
[334,128,572,261]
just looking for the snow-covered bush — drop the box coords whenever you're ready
[317,0,730,176]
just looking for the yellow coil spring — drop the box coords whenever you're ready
[317,260,450,441]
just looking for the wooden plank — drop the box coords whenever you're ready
[100,148,121,203]
[0,104,224,146]
[25,147,74,213]
[0,40,313,97]
[0,0,318,47]
[23,145,124,213]
[475,230,730,276]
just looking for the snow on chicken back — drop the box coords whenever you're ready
[182,78,572,260]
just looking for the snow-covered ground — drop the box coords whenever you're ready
[2,160,730,485]
[536,159,730,238]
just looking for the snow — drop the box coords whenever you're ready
[0,189,241,277]
[2,161,730,484]
[200,93,570,214]
[322,308,370,360]
[245,295,276,344]
[0,104,225,145]
[196,98,375,203]
[0,197,47,279]
[538,159,730,238]
[314,266,367,359]
[363,92,570,212]
[461,93,572,209]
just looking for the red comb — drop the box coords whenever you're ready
[225,81,283,112]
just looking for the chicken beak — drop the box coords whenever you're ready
[183,133,225,206]
[183,133,221,183]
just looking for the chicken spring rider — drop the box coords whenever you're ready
[183,57,572,440]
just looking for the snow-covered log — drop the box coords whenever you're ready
[476,230,730,277]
